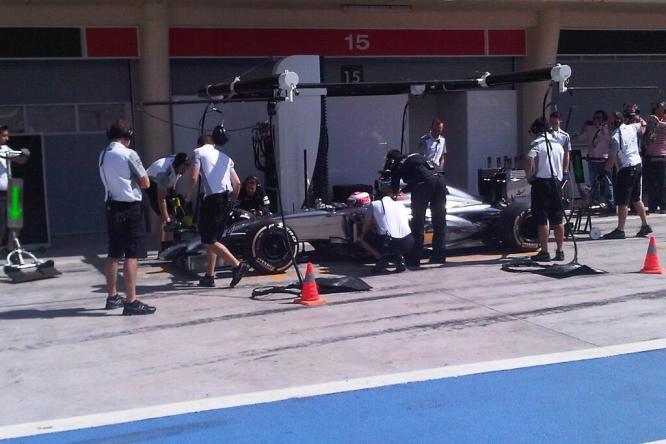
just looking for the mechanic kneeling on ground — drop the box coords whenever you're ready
[525,117,566,262]
[185,134,249,288]
[602,111,652,239]
[352,190,414,273]
[387,149,446,267]
[146,152,190,252]
[98,119,156,315]
[238,175,271,216]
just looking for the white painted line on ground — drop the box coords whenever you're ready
[2,338,666,440]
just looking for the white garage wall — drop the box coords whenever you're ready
[326,94,408,192]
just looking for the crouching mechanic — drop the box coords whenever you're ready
[99,119,156,315]
[238,175,271,216]
[602,111,652,239]
[353,190,414,273]
[146,152,190,252]
[525,117,566,262]
[185,134,249,288]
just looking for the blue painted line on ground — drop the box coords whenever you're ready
[7,349,666,444]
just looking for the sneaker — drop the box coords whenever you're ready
[553,250,565,261]
[122,299,156,316]
[636,225,653,237]
[602,229,626,240]
[371,257,390,274]
[394,256,407,273]
[428,256,447,265]
[405,260,421,269]
[198,274,215,288]
[531,250,551,262]
[230,262,249,288]
[105,294,125,310]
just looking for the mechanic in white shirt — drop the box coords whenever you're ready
[146,152,190,252]
[602,111,652,239]
[549,111,571,175]
[353,189,414,273]
[185,133,249,288]
[525,117,565,262]
[98,119,155,315]
[0,125,28,252]
[418,118,447,169]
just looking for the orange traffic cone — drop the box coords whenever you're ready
[294,262,326,306]
[640,235,663,274]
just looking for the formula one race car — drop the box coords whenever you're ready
[161,184,539,275]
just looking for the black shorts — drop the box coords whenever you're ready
[615,164,643,206]
[146,180,161,216]
[199,192,230,245]
[106,201,147,259]
[530,179,564,225]
[365,232,415,256]
[0,191,7,245]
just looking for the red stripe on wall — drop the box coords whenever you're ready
[488,29,525,55]
[170,28,486,57]
[86,27,139,58]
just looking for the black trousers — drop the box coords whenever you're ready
[644,159,666,211]
[408,174,447,262]
[0,191,7,246]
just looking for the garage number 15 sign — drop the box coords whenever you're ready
[341,65,364,83]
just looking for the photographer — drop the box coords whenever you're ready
[525,118,565,262]
[576,110,614,211]
[602,111,652,239]
[353,189,414,274]
[387,149,446,267]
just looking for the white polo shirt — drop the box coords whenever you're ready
[147,155,180,189]
[98,141,146,202]
[527,135,564,181]
[551,128,571,152]
[419,133,446,165]
[366,196,412,239]
[193,144,234,197]
[0,145,10,191]
[610,123,642,169]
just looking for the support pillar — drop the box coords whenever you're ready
[139,2,171,163]
[521,8,561,149]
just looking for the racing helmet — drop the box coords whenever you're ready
[347,191,371,207]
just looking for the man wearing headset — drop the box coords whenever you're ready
[387,148,447,267]
[525,117,565,262]
[185,132,249,288]
[146,152,190,252]
[99,119,156,315]
[354,188,414,273]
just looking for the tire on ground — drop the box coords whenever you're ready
[243,222,298,274]
[498,199,540,252]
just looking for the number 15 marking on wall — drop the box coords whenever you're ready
[344,34,370,51]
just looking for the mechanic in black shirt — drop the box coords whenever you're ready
[387,149,447,267]
[237,176,271,216]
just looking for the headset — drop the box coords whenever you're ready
[212,124,229,147]
[106,125,134,141]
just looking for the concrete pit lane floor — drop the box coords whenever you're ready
[1,212,666,441]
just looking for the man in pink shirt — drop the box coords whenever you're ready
[643,101,666,214]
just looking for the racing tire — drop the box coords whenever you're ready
[498,200,540,252]
[243,222,299,274]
